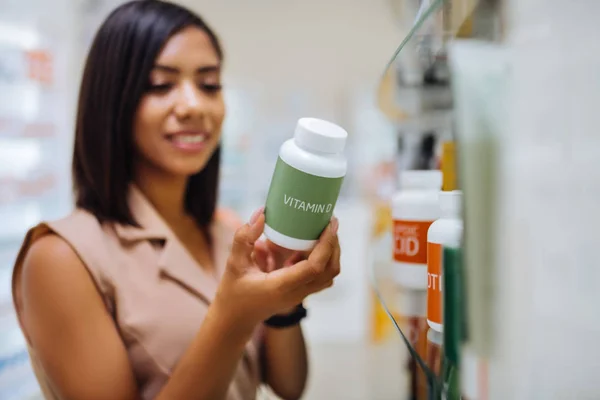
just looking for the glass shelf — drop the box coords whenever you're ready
[371,1,494,399]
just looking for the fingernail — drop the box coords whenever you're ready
[330,217,339,234]
[250,206,265,225]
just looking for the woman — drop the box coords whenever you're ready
[11,1,341,399]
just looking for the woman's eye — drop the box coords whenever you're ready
[201,83,222,94]
[147,83,173,93]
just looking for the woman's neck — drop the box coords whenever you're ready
[134,163,189,225]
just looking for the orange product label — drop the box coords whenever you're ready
[26,50,53,85]
[427,242,443,326]
[393,220,433,264]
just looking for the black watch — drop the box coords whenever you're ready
[264,304,307,328]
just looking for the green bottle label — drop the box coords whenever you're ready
[265,157,344,240]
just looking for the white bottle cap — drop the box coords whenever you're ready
[400,170,443,190]
[294,117,348,154]
[439,190,462,218]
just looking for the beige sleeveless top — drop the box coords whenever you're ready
[11,187,263,400]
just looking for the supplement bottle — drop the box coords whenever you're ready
[427,190,463,333]
[264,117,347,251]
[392,170,442,289]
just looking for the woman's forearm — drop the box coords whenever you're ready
[263,324,308,400]
[156,302,255,400]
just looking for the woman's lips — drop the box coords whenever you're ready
[165,131,210,152]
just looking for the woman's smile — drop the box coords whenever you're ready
[165,130,211,153]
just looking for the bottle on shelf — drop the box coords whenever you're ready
[392,170,442,290]
[426,190,463,333]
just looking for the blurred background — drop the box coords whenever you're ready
[2,0,600,399]
[0,1,403,398]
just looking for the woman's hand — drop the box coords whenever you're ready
[252,238,321,315]
[214,208,340,336]
[253,239,298,272]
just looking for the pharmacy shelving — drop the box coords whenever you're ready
[0,2,78,398]
[372,0,479,399]
[374,0,600,398]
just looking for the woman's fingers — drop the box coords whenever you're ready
[296,217,339,278]
[307,217,338,268]
[283,251,305,267]
[285,277,332,303]
[306,220,340,282]
[264,218,339,296]
[265,258,316,294]
[264,240,290,269]
[329,234,341,278]
[267,253,276,273]
[286,232,342,301]
[306,278,335,294]
[252,241,270,271]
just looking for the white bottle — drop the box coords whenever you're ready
[426,190,463,333]
[392,170,442,289]
[264,117,348,251]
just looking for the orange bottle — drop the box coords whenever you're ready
[426,190,463,332]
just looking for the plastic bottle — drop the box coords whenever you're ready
[426,190,463,332]
[264,117,347,251]
[392,170,442,289]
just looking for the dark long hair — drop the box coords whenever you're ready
[73,0,223,229]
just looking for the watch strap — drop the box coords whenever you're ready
[264,304,307,328]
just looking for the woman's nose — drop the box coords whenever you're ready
[174,82,203,119]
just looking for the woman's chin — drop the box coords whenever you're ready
[165,159,211,177]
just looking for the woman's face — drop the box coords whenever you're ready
[133,26,225,178]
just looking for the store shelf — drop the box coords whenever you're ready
[373,0,474,398]
[0,173,58,206]
[396,109,453,133]
[0,5,73,399]
[0,203,40,243]
[393,84,453,116]
[0,119,57,139]
[0,310,40,400]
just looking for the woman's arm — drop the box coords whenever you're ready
[19,234,253,400]
[259,221,341,400]
[18,213,339,400]
[261,318,308,400]
[252,242,309,399]
[19,235,140,400]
